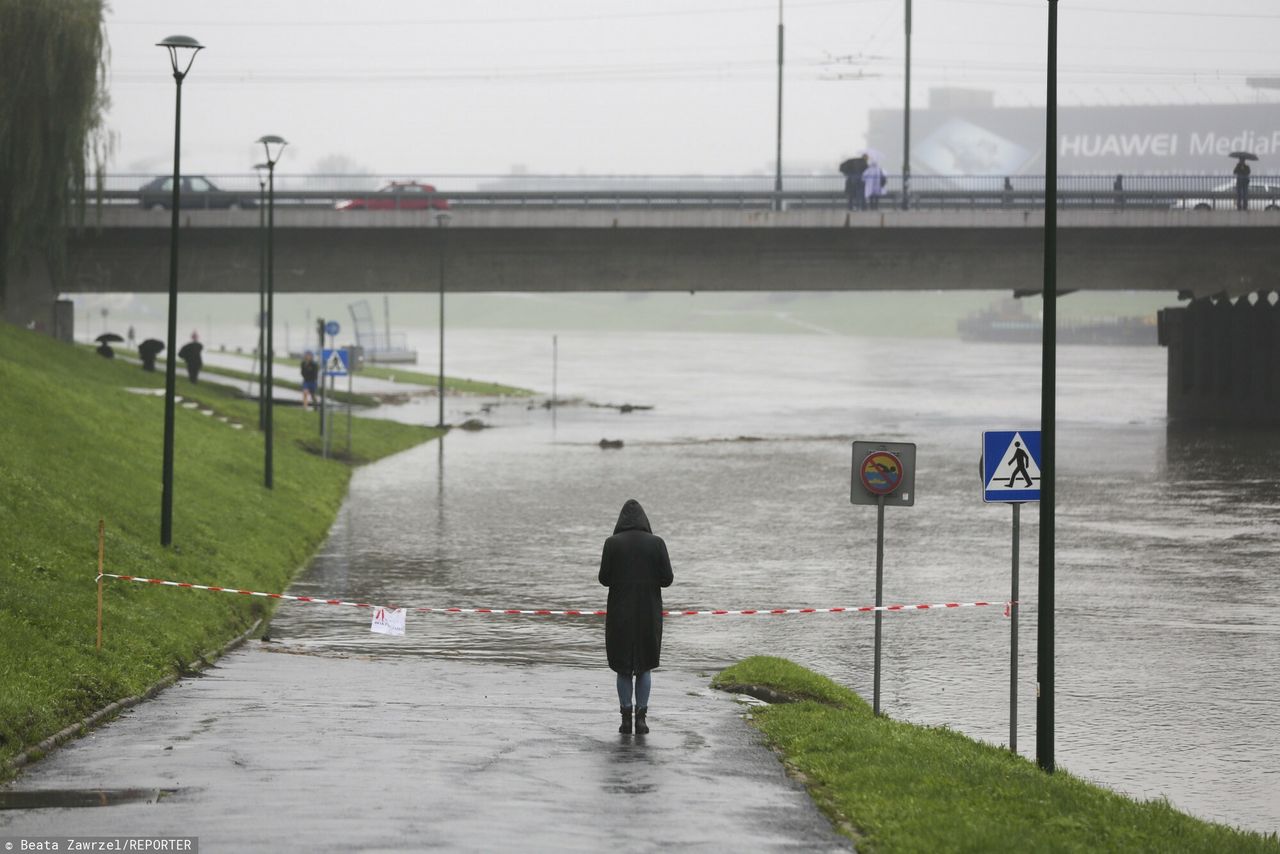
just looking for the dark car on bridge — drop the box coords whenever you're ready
[138,175,256,210]
[335,181,450,211]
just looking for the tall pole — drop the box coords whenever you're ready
[1011,502,1020,754]
[156,37,203,545]
[1037,0,1058,775]
[873,494,885,716]
[257,171,266,431]
[902,0,912,210]
[264,160,276,489]
[159,70,183,546]
[774,0,785,211]
[437,214,449,429]
[256,135,287,487]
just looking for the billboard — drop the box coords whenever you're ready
[868,103,1280,176]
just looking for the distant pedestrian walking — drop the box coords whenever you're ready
[1006,441,1033,488]
[599,499,673,736]
[178,332,203,383]
[138,338,164,372]
[1234,158,1251,210]
[126,325,136,348]
[300,351,319,410]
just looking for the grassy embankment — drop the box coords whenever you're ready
[0,322,446,775]
[713,657,1279,854]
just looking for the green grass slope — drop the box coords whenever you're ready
[714,657,1279,854]
[0,323,438,770]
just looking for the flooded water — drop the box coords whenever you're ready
[268,329,1280,836]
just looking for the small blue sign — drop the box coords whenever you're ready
[325,320,341,336]
[982,430,1042,503]
[322,348,349,377]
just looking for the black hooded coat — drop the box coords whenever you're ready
[598,499,673,675]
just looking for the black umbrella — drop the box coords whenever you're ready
[96,332,124,344]
[138,339,165,371]
[1229,151,1259,161]
[178,341,203,361]
[839,156,868,176]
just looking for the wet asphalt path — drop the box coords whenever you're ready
[1,645,850,852]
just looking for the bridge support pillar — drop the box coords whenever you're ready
[1159,292,1280,426]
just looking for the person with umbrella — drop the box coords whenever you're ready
[178,332,204,383]
[1231,151,1256,211]
[95,332,123,359]
[138,339,165,372]
[840,155,868,211]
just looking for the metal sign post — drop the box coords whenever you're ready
[321,343,349,461]
[874,492,885,714]
[1010,502,1020,753]
[982,429,1042,754]
[851,440,916,717]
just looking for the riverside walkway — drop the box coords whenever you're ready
[0,645,849,852]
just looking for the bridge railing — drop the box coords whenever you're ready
[92,173,1280,212]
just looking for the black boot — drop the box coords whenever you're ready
[619,707,632,734]
[634,707,649,735]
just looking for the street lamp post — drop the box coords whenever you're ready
[254,163,268,432]
[902,0,912,210]
[1038,0,1059,776]
[436,212,451,429]
[774,0,785,211]
[156,34,203,548]
[257,135,288,489]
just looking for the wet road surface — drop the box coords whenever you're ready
[0,645,850,852]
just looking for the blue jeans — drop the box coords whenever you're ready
[616,671,652,709]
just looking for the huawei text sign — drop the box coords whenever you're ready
[1060,130,1280,160]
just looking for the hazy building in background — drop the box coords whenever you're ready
[870,88,1280,177]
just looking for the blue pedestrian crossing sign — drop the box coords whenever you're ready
[322,348,349,377]
[982,430,1042,503]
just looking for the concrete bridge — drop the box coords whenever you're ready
[7,204,1277,425]
[46,206,1280,299]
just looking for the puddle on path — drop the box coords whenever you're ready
[0,788,182,810]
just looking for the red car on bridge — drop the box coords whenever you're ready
[335,181,450,211]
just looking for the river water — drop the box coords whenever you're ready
[267,328,1280,836]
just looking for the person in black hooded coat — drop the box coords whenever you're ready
[599,499,673,735]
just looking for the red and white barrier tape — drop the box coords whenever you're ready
[97,573,1013,617]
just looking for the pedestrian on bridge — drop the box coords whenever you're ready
[1233,157,1252,210]
[840,155,868,211]
[863,158,887,210]
[599,498,674,735]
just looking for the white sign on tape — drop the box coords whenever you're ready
[370,606,406,636]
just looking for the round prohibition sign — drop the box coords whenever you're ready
[860,450,905,496]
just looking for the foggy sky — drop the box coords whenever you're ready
[103,1,1279,177]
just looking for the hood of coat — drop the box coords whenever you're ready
[613,499,652,535]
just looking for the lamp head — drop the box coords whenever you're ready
[253,162,269,184]
[257,135,288,166]
[157,35,203,78]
